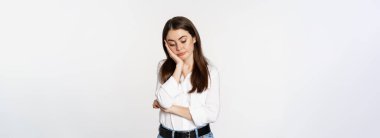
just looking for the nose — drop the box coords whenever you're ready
[176,43,184,51]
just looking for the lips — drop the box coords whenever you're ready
[177,52,186,56]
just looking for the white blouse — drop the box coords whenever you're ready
[155,59,220,131]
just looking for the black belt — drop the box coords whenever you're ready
[159,124,211,138]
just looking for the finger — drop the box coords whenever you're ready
[164,42,173,55]
[164,40,168,46]
[154,104,159,109]
[153,101,160,109]
[153,101,158,108]
[155,103,161,108]
[164,40,176,56]
[164,41,183,64]
[153,102,159,107]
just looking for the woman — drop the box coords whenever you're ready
[152,16,220,138]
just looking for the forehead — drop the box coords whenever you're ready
[166,29,191,40]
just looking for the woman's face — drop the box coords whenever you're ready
[165,29,196,61]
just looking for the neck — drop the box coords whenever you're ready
[183,55,194,71]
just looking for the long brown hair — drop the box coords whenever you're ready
[160,16,210,93]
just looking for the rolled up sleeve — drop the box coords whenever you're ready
[189,68,220,126]
[154,60,182,109]
[155,76,182,108]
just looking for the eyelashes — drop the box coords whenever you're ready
[169,40,187,47]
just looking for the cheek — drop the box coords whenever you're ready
[169,47,177,53]
[186,44,194,53]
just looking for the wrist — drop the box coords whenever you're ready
[176,63,184,68]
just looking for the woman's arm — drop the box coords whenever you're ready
[162,105,193,121]
[153,100,193,121]
[154,67,220,125]
[164,40,184,83]
[155,42,186,108]
[155,75,178,108]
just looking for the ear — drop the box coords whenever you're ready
[192,37,196,44]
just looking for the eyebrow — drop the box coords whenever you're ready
[167,35,187,41]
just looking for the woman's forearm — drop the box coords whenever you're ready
[172,63,183,83]
[166,105,193,121]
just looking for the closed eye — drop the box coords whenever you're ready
[180,38,187,43]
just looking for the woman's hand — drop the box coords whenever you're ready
[160,105,193,121]
[164,40,184,83]
[153,100,192,121]
[164,40,183,66]
[152,99,160,109]
[153,99,172,113]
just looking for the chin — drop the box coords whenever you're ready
[180,56,188,60]
[181,53,193,61]
[178,53,188,59]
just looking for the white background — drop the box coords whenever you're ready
[1,0,379,138]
